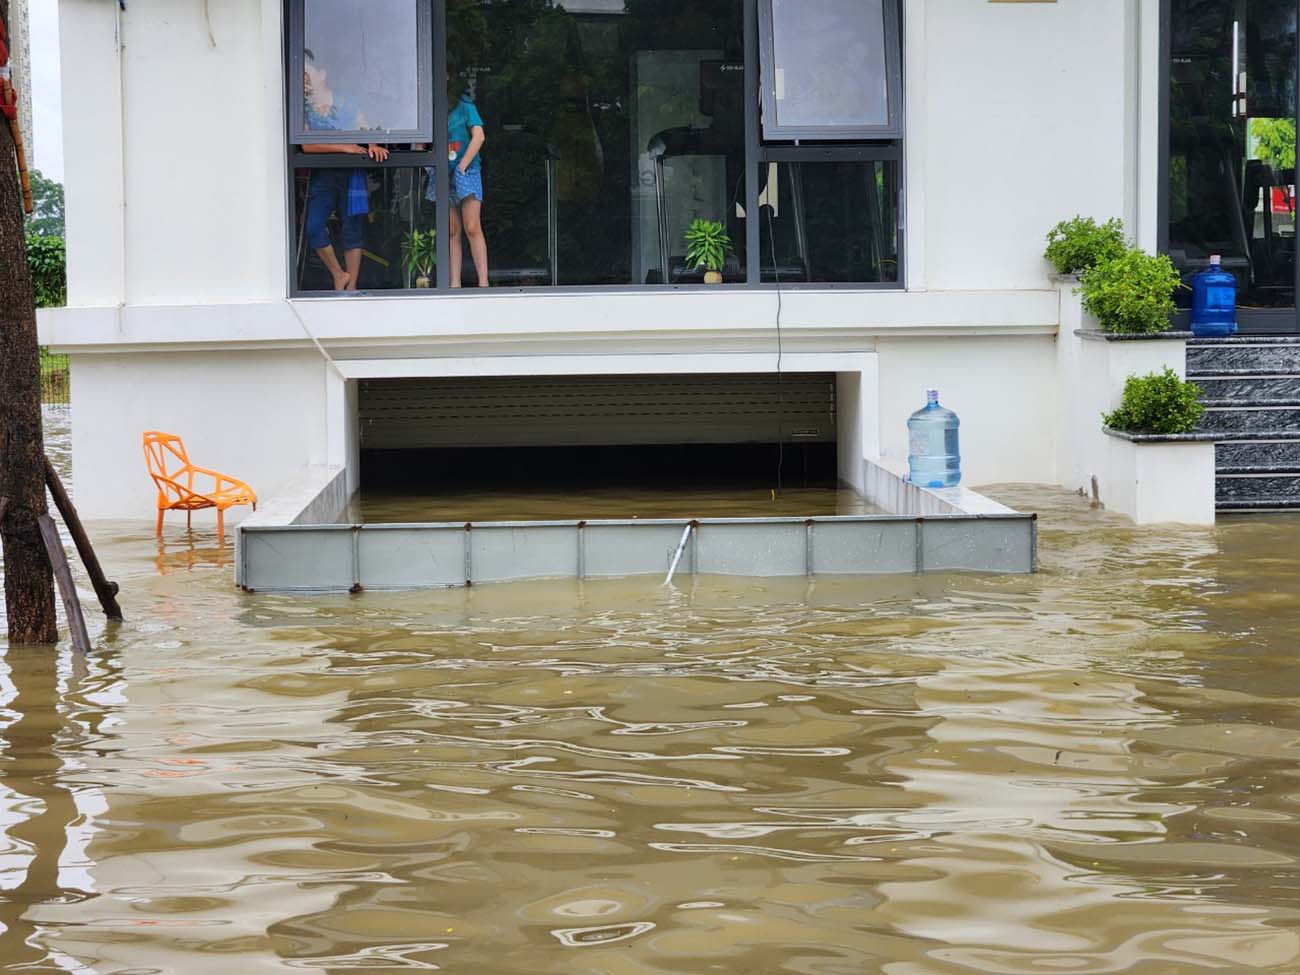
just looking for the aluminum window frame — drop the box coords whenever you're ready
[1159,0,1300,333]
[285,0,906,297]
[288,0,434,145]
[756,0,903,142]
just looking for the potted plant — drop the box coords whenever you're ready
[1099,368,1217,525]
[402,229,437,288]
[684,219,733,285]
[1078,246,1180,334]
[1044,215,1126,278]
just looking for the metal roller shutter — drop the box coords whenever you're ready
[359,373,836,449]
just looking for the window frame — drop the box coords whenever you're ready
[1158,0,1300,333]
[284,0,906,296]
[288,0,434,146]
[756,0,903,142]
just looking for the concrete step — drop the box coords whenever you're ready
[1199,406,1300,433]
[1217,473,1300,505]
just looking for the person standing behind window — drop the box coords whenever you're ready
[444,75,489,288]
[301,49,389,291]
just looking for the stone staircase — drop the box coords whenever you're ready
[1188,336,1300,512]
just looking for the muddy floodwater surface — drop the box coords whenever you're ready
[3,405,1300,973]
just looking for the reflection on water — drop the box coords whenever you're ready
[3,407,1300,971]
[357,485,881,522]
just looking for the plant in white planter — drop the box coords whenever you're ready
[1080,247,1180,334]
[402,229,437,288]
[1103,368,1205,434]
[684,219,733,285]
[1044,215,1126,277]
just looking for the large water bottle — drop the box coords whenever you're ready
[1190,254,1238,337]
[908,389,961,488]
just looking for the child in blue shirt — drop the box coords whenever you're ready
[431,82,488,287]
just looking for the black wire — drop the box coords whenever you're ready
[766,201,784,497]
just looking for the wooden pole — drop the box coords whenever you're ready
[36,514,90,655]
[0,0,58,645]
[44,459,124,621]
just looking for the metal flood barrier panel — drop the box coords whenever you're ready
[237,514,1037,592]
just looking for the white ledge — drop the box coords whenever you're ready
[39,288,1060,354]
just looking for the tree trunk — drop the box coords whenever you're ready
[0,0,58,645]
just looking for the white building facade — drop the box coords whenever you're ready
[42,1,1282,522]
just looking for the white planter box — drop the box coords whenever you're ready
[1102,429,1218,526]
[1056,283,1192,497]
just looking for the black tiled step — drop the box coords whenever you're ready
[1187,345,1300,374]
[1197,377,1300,402]
[1217,474,1300,503]
[1199,406,1300,432]
[1217,439,1300,469]
[1187,335,1300,344]
[1217,498,1300,512]
[1187,367,1300,378]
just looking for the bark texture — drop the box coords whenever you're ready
[0,0,58,645]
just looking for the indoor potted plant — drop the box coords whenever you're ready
[684,218,733,285]
[402,229,437,289]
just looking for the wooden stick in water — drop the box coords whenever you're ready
[36,513,91,654]
[44,458,123,620]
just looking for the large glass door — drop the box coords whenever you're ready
[1165,0,1299,330]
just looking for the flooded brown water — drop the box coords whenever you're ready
[356,485,881,522]
[3,406,1300,973]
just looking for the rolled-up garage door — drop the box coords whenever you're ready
[359,373,836,449]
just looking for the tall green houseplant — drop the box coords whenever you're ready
[684,219,733,284]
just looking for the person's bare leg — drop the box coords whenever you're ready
[449,206,464,288]
[344,248,362,291]
[315,246,351,291]
[461,198,489,287]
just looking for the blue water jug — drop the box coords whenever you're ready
[908,389,961,488]
[1190,254,1238,337]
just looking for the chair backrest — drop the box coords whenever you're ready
[143,431,200,505]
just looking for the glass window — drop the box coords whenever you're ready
[1168,0,1296,310]
[444,0,747,286]
[291,0,432,143]
[293,166,435,292]
[758,158,899,283]
[758,0,900,140]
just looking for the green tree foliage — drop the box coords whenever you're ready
[24,169,65,238]
[1104,368,1206,435]
[1044,216,1126,276]
[1251,118,1296,172]
[1079,247,1180,333]
[25,235,66,308]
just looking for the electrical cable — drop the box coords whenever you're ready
[765,199,784,498]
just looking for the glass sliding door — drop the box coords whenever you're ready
[1167,0,1298,327]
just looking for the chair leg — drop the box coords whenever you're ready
[156,509,165,538]
[217,508,224,540]
[187,510,192,531]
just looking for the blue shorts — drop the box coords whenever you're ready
[426,166,484,207]
[452,167,483,207]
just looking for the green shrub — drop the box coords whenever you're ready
[684,219,733,273]
[26,235,66,308]
[1044,216,1126,276]
[1103,368,1205,434]
[1079,247,1180,333]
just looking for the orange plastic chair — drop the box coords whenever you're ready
[143,431,257,539]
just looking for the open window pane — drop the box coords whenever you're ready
[1168,0,1296,309]
[758,160,899,283]
[293,166,435,291]
[759,0,899,140]
[292,0,431,143]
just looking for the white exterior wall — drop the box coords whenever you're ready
[70,351,328,521]
[44,0,1166,519]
